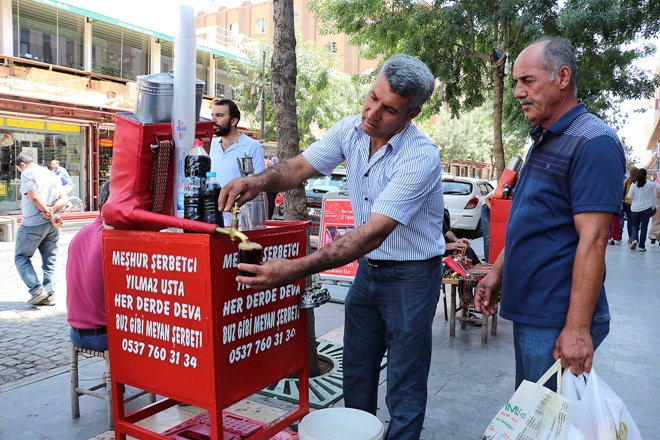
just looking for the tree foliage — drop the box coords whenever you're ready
[226,35,367,146]
[309,0,660,177]
[418,101,528,166]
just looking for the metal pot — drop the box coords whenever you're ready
[134,72,205,123]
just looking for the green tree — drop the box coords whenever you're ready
[309,0,660,178]
[418,101,527,171]
[226,35,367,146]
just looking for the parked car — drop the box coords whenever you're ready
[273,168,348,242]
[442,175,494,238]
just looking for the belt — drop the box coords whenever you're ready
[71,326,107,336]
[364,255,442,267]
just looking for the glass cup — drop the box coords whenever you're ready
[237,242,263,277]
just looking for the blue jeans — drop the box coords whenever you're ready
[630,208,653,249]
[481,204,491,262]
[622,201,632,239]
[70,328,108,352]
[343,257,442,440]
[14,222,60,295]
[512,321,610,391]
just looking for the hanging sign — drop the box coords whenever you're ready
[99,138,114,148]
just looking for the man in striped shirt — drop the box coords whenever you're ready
[220,54,444,439]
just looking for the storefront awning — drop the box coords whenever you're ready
[0,93,119,124]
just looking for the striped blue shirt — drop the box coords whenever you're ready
[303,115,445,260]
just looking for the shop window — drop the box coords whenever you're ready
[0,122,85,208]
[160,41,173,73]
[256,19,267,34]
[91,20,150,80]
[13,0,84,69]
[196,51,210,92]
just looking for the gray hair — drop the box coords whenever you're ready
[16,151,36,166]
[378,54,435,111]
[535,36,578,96]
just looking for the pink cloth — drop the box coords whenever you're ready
[66,216,107,329]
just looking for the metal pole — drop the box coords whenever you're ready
[260,49,266,141]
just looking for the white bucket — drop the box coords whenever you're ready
[299,408,385,440]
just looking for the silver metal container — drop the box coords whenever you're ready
[240,192,269,230]
[134,72,205,123]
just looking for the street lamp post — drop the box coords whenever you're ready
[260,49,266,142]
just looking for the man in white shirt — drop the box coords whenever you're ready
[209,99,265,186]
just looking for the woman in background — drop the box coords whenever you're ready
[648,172,660,245]
[622,166,638,243]
[628,168,658,251]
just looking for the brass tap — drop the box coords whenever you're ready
[214,202,249,244]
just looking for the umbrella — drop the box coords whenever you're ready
[0,133,14,147]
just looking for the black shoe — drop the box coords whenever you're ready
[651,239,656,244]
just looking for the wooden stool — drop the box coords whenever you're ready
[70,343,156,429]
[444,278,498,343]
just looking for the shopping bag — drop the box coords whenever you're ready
[483,359,570,440]
[561,368,641,440]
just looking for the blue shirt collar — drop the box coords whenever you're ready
[530,103,587,142]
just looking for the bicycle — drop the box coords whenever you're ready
[62,197,84,213]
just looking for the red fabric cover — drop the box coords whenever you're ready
[103,113,216,233]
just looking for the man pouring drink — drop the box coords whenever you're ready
[219,54,444,440]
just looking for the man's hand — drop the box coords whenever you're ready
[446,242,466,252]
[474,271,501,316]
[218,177,263,212]
[554,327,594,375]
[455,237,470,246]
[236,258,305,291]
[50,213,63,228]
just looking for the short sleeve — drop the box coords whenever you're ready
[302,117,350,176]
[569,135,625,215]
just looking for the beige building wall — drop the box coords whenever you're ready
[196,0,378,76]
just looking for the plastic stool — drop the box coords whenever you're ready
[70,343,156,429]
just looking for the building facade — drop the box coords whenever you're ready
[0,0,243,214]
[644,58,660,175]
[194,0,379,77]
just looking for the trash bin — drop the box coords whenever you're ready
[299,408,384,440]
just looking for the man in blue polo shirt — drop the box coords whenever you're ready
[219,54,443,440]
[475,37,625,390]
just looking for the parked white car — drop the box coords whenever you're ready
[442,175,494,238]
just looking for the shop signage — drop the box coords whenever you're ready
[99,138,113,148]
[319,194,357,281]
[102,226,308,407]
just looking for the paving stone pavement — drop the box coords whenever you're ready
[0,226,87,386]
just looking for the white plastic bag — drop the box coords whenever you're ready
[562,368,641,440]
[483,359,570,440]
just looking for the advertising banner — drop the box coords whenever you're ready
[319,192,357,281]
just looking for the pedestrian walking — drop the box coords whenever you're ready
[649,172,660,245]
[51,160,73,194]
[623,166,638,243]
[628,168,658,251]
[15,152,69,306]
